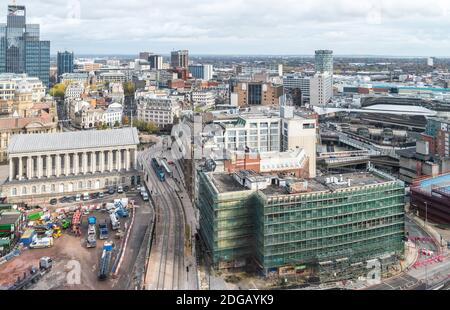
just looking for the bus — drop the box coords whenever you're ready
[151,158,166,182]
[161,159,173,178]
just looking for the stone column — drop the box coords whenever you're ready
[90,152,95,173]
[100,151,105,173]
[125,149,130,171]
[46,155,52,177]
[73,153,78,175]
[133,148,137,169]
[82,152,88,175]
[65,154,70,176]
[18,157,23,180]
[37,156,43,179]
[56,154,61,177]
[108,151,113,172]
[117,150,122,171]
[9,157,14,181]
[27,156,32,179]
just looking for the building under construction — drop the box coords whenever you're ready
[197,167,405,281]
[411,173,450,224]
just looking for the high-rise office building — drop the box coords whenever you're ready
[171,50,189,68]
[139,52,150,61]
[57,51,74,82]
[148,54,163,70]
[310,72,333,106]
[315,50,333,74]
[0,5,50,86]
[188,64,213,80]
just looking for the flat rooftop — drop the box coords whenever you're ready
[211,173,250,193]
[0,212,20,225]
[208,171,392,196]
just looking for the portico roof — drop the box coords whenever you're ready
[8,127,139,155]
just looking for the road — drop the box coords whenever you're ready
[140,138,198,290]
[368,215,448,290]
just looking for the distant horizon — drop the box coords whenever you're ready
[50,53,449,59]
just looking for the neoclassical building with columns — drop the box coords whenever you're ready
[2,127,140,201]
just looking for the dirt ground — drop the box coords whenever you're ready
[0,192,153,290]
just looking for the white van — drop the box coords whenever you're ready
[75,194,81,202]
[83,192,90,201]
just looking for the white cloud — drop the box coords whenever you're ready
[8,0,450,55]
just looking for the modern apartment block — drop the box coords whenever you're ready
[197,168,405,279]
[171,50,189,69]
[310,72,333,106]
[283,74,311,99]
[231,81,284,107]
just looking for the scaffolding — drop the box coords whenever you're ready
[198,171,405,279]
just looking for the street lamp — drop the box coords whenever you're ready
[424,201,429,229]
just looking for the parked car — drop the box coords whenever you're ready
[99,192,104,198]
[92,192,100,199]
[75,194,81,202]
[49,198,57,205]
[83,193,90,201]
[117,186,123,194]
[108,187,115,195]
[123,186,130,192]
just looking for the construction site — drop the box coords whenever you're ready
[197,166,406,283]
[0,190,153,290]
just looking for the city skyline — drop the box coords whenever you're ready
[12,0,450,57]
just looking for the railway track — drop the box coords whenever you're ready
[143,153,185,290]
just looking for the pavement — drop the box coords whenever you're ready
[365,215,445,290]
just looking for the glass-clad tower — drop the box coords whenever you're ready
[0,5,50,86]
[57,51,74,82]
[315,50,334,74]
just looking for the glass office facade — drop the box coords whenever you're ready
[0,5,50,86]
[248,83,262,105]
[57,51,74,82]
[315,50,333,74]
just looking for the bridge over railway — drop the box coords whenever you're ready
[319,130,401,169]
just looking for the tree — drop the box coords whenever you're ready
[49,83,66,98]
[114,120,120,128]
[123,81,135,97]
[146,122,159,134]
[123,116,130,126]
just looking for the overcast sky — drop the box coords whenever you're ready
[9,0,450,56]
